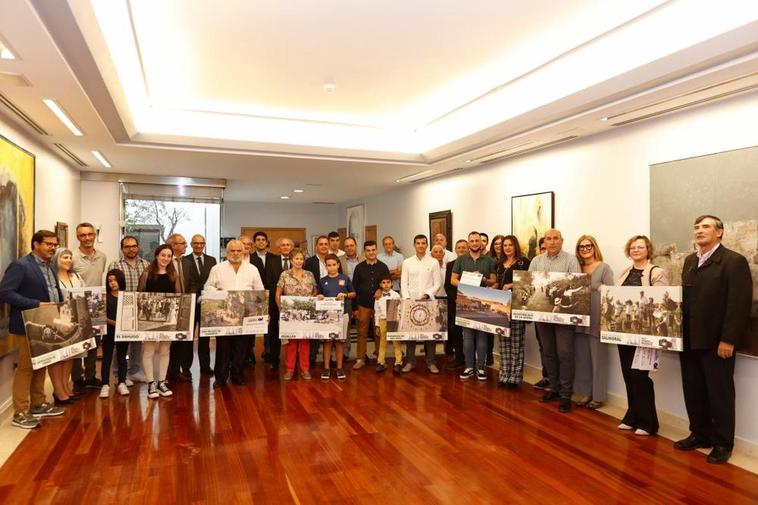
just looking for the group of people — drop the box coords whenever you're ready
[0,214,751,465]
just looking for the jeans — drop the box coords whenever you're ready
[405,341,436,366]
[462,328,488,370]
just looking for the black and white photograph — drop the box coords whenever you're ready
[279,296,345,340]
[22,298,96,370]
[511,270,591,326]
[115,291,196,341]
[600,285,683,351]
[62,286,106,336]
[386,299,447,341]
[200,289,269,337]
[455,284,512,336]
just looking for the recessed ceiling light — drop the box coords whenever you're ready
[43,99,83,136]
[91,150,112,168]
[465,159,472,163]
[293,189,304,193]
[0,37,16,60]
[323,83,336,93]
[600,117,609,121]
[280,195,290,200]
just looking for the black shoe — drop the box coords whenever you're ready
[84,378,102,389]
[53,394,74,405]
[270,362,280,371]
[177,372,192,382]
[706,446,732,464]
[540,391,560,403]
[393,364,403,374]
[200,367,214,375]
[674,434,712,451]
[559,398,571,413]
[69,394,81,402]
[73,380,86,394]
[533,378,550,390]
[212,380,227,389]
[500,382,520,389]
[231,377,246,386]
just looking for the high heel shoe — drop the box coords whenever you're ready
[53,394,74,405]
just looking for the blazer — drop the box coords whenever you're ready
[616,261,669,287]
[0,253,63,335]
[444,260,457,300]
[183,253,217,296]
[248,254,265,285]
[681,245,752,350]
[304,255,343,291]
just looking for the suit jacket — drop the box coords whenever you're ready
[682,245,753,350]
[264,253,284,311]
[248,254,265,285]
[0,253,63,334]
[183,253,217,296]
[444,259,457,300]
[304,255,342,291]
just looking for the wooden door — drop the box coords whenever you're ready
[338,227,347,243]
[365,224,377,244]
[240,227,308,254]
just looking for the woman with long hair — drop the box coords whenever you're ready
[574,235,614,409]
[489,234,505,263]
[137,244,182,399]
[496,235,530,388]
[51,249,81,404]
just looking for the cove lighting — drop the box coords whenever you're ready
[92,150,112,168]
[0,48,14,60]
[43,99,83,136]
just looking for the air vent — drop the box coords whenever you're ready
[0,91,48,135]
[311,201,336,205]
[53,143,87,167]
[609,71,758,127]
[470,140,534,164]
[478,136,579,165]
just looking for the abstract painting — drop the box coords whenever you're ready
[511,191,554,260]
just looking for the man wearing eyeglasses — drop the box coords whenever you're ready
[0,230,66,429]
[108,235,150,383]
[71,222,107,393]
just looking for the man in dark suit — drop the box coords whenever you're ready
[182,234,216,375]
[0,230,65,429]
[674,215,752,464]
[445,239,469,369]
[304,236,343,365]
[251,231,280,364]
[264,237,294,370]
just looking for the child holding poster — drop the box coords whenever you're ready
[318,254,355,380]
[374,275,402,373]
[100,269,130,398]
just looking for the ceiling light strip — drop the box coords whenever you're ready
[92,150,112,168]
[43,99,83,136]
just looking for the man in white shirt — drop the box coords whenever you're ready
[377,235,403,291]
[400,234,441,374]
[328,231,346,257]
[432,233,457,264]
[205,239,264,388]
[430,245,447,298]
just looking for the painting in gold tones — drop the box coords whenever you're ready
[511,191,554,260]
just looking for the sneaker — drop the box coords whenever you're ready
[634,429,651,436]
[352,359,366,370]
[459,368,475,380]
[117,383,130,396]
[321,369,331,380]
[124,378,134,387]
[533,378,550,390]
[428,364,440,374]
[301,371,312,380]
[617,423,634,430]
[283,371,294,381]
[12,411,40,429]
[157,381,173,397]
[393,364,403,374]
[375,363,386,373]
[99,385,110,398]
[147,381,159,399]
[127,372,147,383]
[476,369,487,381]
[84,378,102,389]
[336,368,346,380]
[30,403,64,418]
[401,363,415,373]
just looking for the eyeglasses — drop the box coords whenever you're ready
[629,246,647,251]
[578,244,594,250]
[191,242,206,245]
[123,244,139,249]
[41,241,59,247]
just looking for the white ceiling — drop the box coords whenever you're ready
[0,0,757,202]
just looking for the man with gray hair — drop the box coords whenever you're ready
[166,233,190,381]
[527,228,581,413]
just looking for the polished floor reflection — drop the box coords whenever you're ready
[0,359,756,504]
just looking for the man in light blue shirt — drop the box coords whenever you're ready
[377,235,403,291]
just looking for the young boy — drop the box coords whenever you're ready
[318,254,356,380]
[373,275,402,373]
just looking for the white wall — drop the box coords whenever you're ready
[337,90,758,445]
[222,201,338,248]
[80,180,121,266]
[1,112,81,412]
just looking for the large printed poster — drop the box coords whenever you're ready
[200,290,269,336]
[115,292,195,341]
[600,286,683,351]
[22,298,96,370]
[386,299,447,341]
[0,135,35,358]
[455,284,512,336]
[511,270,591,326]
[63,286,106,336]
[279,296,345,340]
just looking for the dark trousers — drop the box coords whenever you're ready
[269,308,281,367]
[168,341,194,376]
[679,348,736,447]
[101,332,128,385]
[243,335,256,363]
[536,323,575,398]
[214,335,246,384]
[72,343,99,382]
[446,300,463,361]
[618,344,659,433]
[198,337,212,371]
[534,324,548,378]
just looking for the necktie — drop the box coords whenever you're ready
[175,259,184,292]
[283,257,290,270]
[196,255,203,274]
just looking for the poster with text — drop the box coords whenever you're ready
[455,284,512,336]
[600,285,683,351]
[115,292,195,341]
[511,270,591,326]
[386,299,447,341]
[200,290,269,336]
[279,296,345,340]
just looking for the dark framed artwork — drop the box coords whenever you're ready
[55,222,68,248]
[511,191,554,260]
[0,135,36,358]
[429,210,453,244]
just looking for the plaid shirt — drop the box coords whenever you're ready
[108,257,150,291]
[33,254,60,302]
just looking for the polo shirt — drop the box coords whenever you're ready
[452,253,497,278]
[73,248,107,286]
[318,274,354,313]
